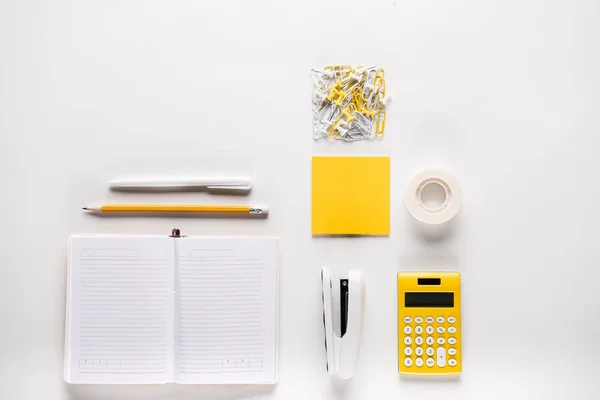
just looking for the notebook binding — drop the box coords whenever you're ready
[170,228,182,238]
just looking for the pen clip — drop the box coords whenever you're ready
[206,183,253,193]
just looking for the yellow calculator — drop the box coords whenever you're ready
[397,272,461,375]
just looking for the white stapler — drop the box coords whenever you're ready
[321,267,365,379]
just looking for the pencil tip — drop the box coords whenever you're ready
[82,207,88,210]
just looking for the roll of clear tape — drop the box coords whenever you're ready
[405,167,462,225]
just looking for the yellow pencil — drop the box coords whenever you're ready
[83,204,268,215]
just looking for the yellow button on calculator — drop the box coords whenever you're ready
[398,272,461,375]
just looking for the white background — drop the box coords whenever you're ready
[1,0,599,399]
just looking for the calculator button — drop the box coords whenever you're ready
[437,337,446,345]
[448,327,457,334]
[404,337,412,345]
[426,317,434,324]
[447,317,456,324]
[436,347,446,367]
[415,337,424,346]
[415,347,424,356]
[426,326,434,335]
[448,348,457,356]
[415,326,423,335]
[426,358,435,367]
[415,317,423,324]
[436,316,445,324]
[404,326,412,335]
[448,337,457,345]
[415,358,424,367]
[403,316,412,324]
[448,359,457,367]
[404,347,413,356]
[426,337,434,345]
[436,327,445,334]
[404,358,413,367]
[426,347,435,356]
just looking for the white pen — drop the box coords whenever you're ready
[109,177,252,193]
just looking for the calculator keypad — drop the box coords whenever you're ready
[400,315,460,373]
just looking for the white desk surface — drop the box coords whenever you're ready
[1,0,599,399]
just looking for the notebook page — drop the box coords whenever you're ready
[65,235,175,384]
[175,237,278,384]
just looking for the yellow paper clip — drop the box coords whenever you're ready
[375,109,386,139]
[352,92,374,118]
[324,65,352,81]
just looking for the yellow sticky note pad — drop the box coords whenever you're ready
[312,156,390,235]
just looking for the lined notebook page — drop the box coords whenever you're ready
[175,237,278,384]
[65,235,175,384]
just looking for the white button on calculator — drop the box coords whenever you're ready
[415,337,424,346]
[437,337,446,345]
[448,359,457,367]
[404,337,412,345]
[404,358,413,367]
[426,358,435,367]
[436,317,445,323]
[448,348,457,356]
[426,317,434,323]
[436,347,446,367]
[404,326,412,335]
[415,347,424,356]
[448,337,457,345]
[415,358,424,367]
[426,347,434,356]
[415,326,423,335]
[448,326,457,334]
[436,326,445,334]
[426,337,434,345]
[404,347,413,356]
[415,317,423,323]
[447,316,456,323]
[426,326,434,335]
[403,316,412,324]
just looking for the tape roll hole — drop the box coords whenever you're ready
[418,179,451,213]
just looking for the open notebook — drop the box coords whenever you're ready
[64,234,278,384]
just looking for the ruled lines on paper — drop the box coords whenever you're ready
[69,236,174,381]
[177,249,265,374]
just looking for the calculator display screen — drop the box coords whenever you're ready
[405,292,454,308]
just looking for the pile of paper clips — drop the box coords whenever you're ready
[311,65,389,141]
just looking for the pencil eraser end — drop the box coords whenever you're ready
[250,206,268,216]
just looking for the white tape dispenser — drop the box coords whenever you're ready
[404,167,462,225]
